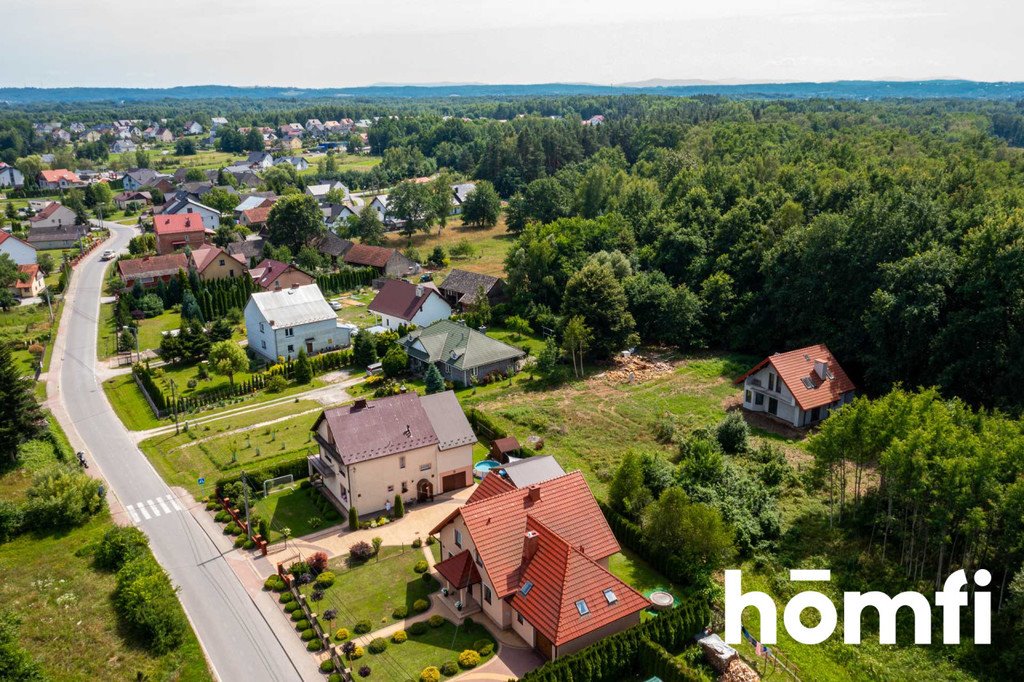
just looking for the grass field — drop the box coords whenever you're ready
[354,618,496,682]
[383,215,514,279]
[104,373,166,430]
[252,485,339,542]
[97,306,186,359]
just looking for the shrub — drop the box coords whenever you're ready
[428,614,446,628]
[440,661,459,676]
[716,412,749,454]
[413,560,429,574]
[0,501,24,542]
[223,522,240,535]
[294,619,309,631]
[214,510,231,523]
[308,515,323,529]
[420,667,442,682]
[349,505,359,531]
[289,561,310,576]
[390,604,409,619]
[349,645,364,659]
[408,621,428,635]
[113,556,187,653]
[349,541,374,562]
[279,593,294,604]
[266,375,288,393]
[95,526,149,570]
[320,659,336,673]
[329,674,342,682]
[306,639,323,651]
[472,638,492,653]
[413,598,430,613]
[458,650,481,668]
[391,630,407,644]
[425,536,436,546]
[367,637,388,654]
[358,665,371,678]
[264,575,285,591]
[284,601,301,613]
[23,468,105,531]
[291,609,306,621]
[234,535,247,548]
[308,551,329,575]
[411,538,422,548]
[478,643,494,656]
[354,619,373,634]
[421,573,435,585]
[300,628,316,641]
[333,627,350,641]
[315,571,336,588]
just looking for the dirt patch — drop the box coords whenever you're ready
[599,353,675,384]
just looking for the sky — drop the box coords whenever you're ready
[3,0,1020,88]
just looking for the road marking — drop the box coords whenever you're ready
[138,503,151,520]
[168,496,182,511]
[157,497,172,513]
[125,504,140,523]
[147,499,161,517]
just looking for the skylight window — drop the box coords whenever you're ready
[604,589,617,604]
[576,600,590,615]
[520,581,533,596]
[801,377,816,389]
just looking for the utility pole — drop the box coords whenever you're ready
[242,472,252,540]
[168,378,180,434]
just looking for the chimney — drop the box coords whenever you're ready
[527,486,541,503]
[353,398,367,410]
[415,284,424,297]
[813,359,828,380]
[522,530,540,566]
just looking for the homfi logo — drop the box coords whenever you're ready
[724,569,991,646]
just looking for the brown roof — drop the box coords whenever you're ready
[367,279,443,322]
[248,259,313,289]
[492,436,521,455]
[242,206,272,225]
[734,343,856,411]
[117,253,188,280]
[313,392,438,465]
[434,550,482,589]
[342,243,397,269]
[14,264,40,289]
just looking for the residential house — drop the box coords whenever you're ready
[117,253,188,289]
[224,167,262,189]
[438,269,506,310]
[310,232,353,266]
[10,263,45,299]
[27,225,89,249]
[28,202,78,229]
[0,232,37,265]
[308,391,476,515]
[210,117,229,129]
[227,237,266,266]
[583,114,605,126]
[368,195,389,223]
[342,243,418,277]
[274,156,309,171]
[306,181,348,201]
[154,127,175,143]
[246,152,274,169]
[368,279,451,330]
[159,196,221,230]
[451,182,476,214]
[249,258,315,291]
[0,163,25,188]
[735,343,856,428]
[37,169,82,190]
[172,167,218,184]
[184,121,204,135]
[188,245,248,281]
[429,470,649,660]
[52,129,72,144]
[244,283,342,362]
[398,319,526,386]
[110,140,137,154]
[122,168,166,191]
[234,195,275,218]
[152,177,177,197]
[113,191,152,210]
[153,213,210,255]
[239,205,272,229]
[278,136,302,151]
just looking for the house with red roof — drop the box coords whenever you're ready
[429,469,650,660]
[734,343,856,427]
[0,232,37,266]
[248,258,314,291]
[10,263,45,298]
[308,391,476,515]
[153,213,209,255]
[239,205,272,229]
[367,279,451,330]
[37,169,82,190]
[117,253,188,289]
[187,245,247,282]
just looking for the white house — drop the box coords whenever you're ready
[0,232,37,266]
[246,152,274,169]
[0,163,25,188]
[451,182,476,214]
[274,156,310,171]
[184,121,204,135]
[305,180,348,201]
[160,196,221,229]
[369,195,389,223]
[367,279,452,330]
[244,283,345,362]
[735,343,856,428]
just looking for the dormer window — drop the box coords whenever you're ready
[575,600,589,616]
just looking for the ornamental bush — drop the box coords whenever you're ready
[358,665,371,678]
[473,639,493,654]
[391,630,407,643]
[350,541,374,562]
[715,411,750,454]
[354,619,373,634]
[279,593,294,604]
[308,551,329,575]
[334,627,350,641]
[367,637,388,654]
[300,628,316,641]
[350,645,364,659]
[411,538,422,548]
[284,601,300,613]
[458,650,481,669]
[306,639,323,651]
[420,666,441,682]
[478,643,494,656]
[392,605,408,619]
[408,620,428,635]
[291,609,306,621]
[413,560,429,573]
[320,660,336,673]
[95,526,149,570]
[413,598,430,613]
[440,661,458,676]
[294,619,309,631]
[315,571,336,588]
[428,614,445,628]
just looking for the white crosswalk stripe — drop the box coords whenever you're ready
[126,495,186,524]
[138,503,151,520]
[125,504,140,523]
[169,496,182,511]
[147,499,161,517]
[157,497,172,514]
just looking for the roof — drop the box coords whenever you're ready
[343,243,398,269]
[241,206,272,225]
[434,550,482,590]
[14,263,40,289]
[312,390,476,466]
[249,259,313,289]
[499,456,566,488]
[466,471,515,504]
[248,283,335,329]
[117,253,188,279]
[0,232,34,251]
[508,516,648,646]
[452,182,476,203]
[124,168,161,185]
[162,196,221,218]
[39,169,80,184]
[399,320,525,371]
[492,436,521,455]
[154,213,206,235]
[311,232,353,258]
[27,225,86,243]
[734,343,856,411]
[28,202,75,223]
[234,195,275,213]
[438,269,504,304]
[368,279,446,322]
[227,237,265,261]
[190,245,246,273]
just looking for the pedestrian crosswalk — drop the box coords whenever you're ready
[125,495,183,523]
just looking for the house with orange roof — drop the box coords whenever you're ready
[10,263,45,298]
[429,469,650,660]
[153,213,209,255]
[187,245,247,281]
[37,169,82,190]
[734,343,856,427]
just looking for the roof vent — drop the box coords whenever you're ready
[404,424,411,437]
[353,398,367,410]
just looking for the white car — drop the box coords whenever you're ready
[101,250,116,261]
[329,300,343,311]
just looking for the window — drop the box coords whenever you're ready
[401,482,407,493]
[387,485,394,493]
[287,345,294,353]
[399,456,406,469]
[484,585,492,604]
[218,259,225,266]
[575,600,589,616]
[755,392,765,406]
[603,589,617,604]
[454,529,462,548]
[520,581,533,596]
[517,611,524,625]
[261,340,266,350]
[420,463,431,472]
[229,269,234,277]
[259,322,265,333]
[475,550,482,566]
[285,328,294,337]
[745,390,751,403]
[768,373,775,391]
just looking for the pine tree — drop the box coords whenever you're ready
[348,506,359,531]
[393,494,404,519]
[352,331,377,368]
[294,348,313,384]
[0,343,44,466]
[424,363,445,394]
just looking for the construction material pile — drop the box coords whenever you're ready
[719,658,760,682]
[603,353,673,384]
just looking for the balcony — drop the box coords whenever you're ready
[312,432,342,463]
[307,454,335,479]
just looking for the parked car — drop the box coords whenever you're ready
[101,249,115,260]
[329,300,343,311]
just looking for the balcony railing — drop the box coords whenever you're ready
[307,454,335,479]
[312,432,343,464]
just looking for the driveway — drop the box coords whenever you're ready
[50,221,320,681]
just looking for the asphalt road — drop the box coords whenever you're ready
[56,223,314,681]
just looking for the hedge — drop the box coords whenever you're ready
[519,602,709,682]
[641,638,713,682]
[598,500,692,589]
[215,456,310,493]
[315,267,375,295]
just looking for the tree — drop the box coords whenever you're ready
[36,252,55,275]
[461,181,501,228]
[643,487,734,584]
[244,128,265,152]
[134,149,152,169]
[203,187,237,215]
[208,318,233,342]
[0,343,44,466]
[424,363,445,394]
[393,494,404,518]
[217,128,244,153]
[505,316,532,340]
[427,245,448,268]
[427,174,455,233]
[175,138,196,155]
[294,348,313,384]
[296,245,324,272]
[388,181,431,236]
[609,451,646,519]
[561,315,591,379]
[534,336,564,382]
[463,287,492,329]
[352,331,378,368]
[261,165,299,195]
[381,346,408,378]
[0,255,24,311]
[267,194,325,252]
[505,193,528,234]
[208,341,248,386]
[562,261,635,360]
[180,290,202,322]
[354,205,386,246]
[213,224,239,247]
[348,506,359,531]
[184,168,205,182]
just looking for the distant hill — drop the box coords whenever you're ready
[2,80,1024,103]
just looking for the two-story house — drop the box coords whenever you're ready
[308,391,476,516]
[367,279,452,330]
[244,283,342,362]
[735,343,856,428]
[0,232,37,266]
[154,214,209,255]
[429,470,650,660]
[188,245,248,281]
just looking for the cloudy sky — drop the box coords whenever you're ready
[3,0,1018,87]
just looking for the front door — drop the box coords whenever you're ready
[306,340,314,353]
[536,631,554,660]
[768,397,778,416]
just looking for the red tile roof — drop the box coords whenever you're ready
[368,279,443,322]
[734,343,856,411]
[39,169,80,184]
[14,264,40,289]
[117,253,188,279]
[509,517,648,646]
[242,206,272,224]
[191,245,246,273]
[434,549,482,590]
[154,213,206,235]
[466,472,515,504]
[343,243,396,269]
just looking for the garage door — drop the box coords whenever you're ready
[441,472,466,492]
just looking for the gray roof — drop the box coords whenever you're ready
[162,196,221,218]
[124,168,162,186]
[498,456,566,488]
[227,237,264,261]
[398,319,525,371]
[234,195,274,213]
[438,269,504,302]
[419,391,478,451]
[452,182,476,204]
[247,283,335,329]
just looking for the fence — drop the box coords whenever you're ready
[219,495,269,556]
[277,566,349,679]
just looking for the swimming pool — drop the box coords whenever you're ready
[473,460,502,478]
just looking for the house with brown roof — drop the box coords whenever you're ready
[154,213,210,255]
[429,469,649,660]
[10,263,45,298]
[438,269,506,311]
[248,258,315,291]
[734,343,856,428]
[342,243,418,277]
[308,391,476,516]
[117,253,188,289]
[28,202,78,229]
[368,279,451,330]
[113,190,152,210]
[239,205,272,229]
[187,245,247,281]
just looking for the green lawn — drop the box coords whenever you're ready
[103,374,167,430]
[98,306,185,360]
[304,546,438,634]
[355,619,497,682]
[252,485,340,542]
[608,548,682,601]
[333,289,377,327]
[486,325,545,357]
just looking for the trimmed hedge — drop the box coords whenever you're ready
[642,638,713,682]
